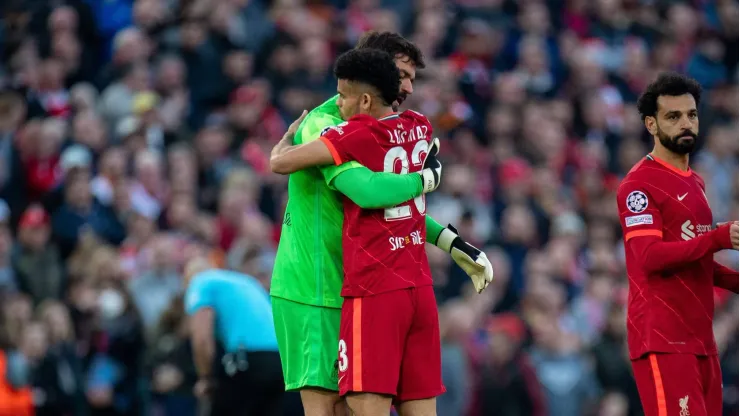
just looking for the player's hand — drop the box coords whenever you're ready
[272,109,308,161]
[286,109,308,139]
[419,137,442,194]
[193,378,215,399]
[717,221,739,250]
[730,222,739,250]
[435,224,494,293]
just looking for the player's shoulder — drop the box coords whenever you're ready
[618,157,652,188]
[341,114,382,132]
[399,109,431,124]
[401,109,427,119]
[616,157,657,205]
[297,107,343,144]
[304,107,342,131]
[690,169,705,188]
[347,113,378,125]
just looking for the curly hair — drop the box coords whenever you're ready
[355,31,426,69]
[334,49,400,107]
[637,72,702,120]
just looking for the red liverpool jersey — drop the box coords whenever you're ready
[319,110,434,297]
[617,153,732,359]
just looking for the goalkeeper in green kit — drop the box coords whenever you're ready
[269,32,493,415]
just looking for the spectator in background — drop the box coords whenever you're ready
[592,303,641,416]
[529,312,601,416]
[0,202,15,293]
[128,235,181,340]
[437,301,472,416]
[476,313,545,416]
[36,300,85,416]
[11,205,64,305]
[147,295,197,416]
[86,279,144,416]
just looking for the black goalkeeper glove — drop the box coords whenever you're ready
[419,137,442,194]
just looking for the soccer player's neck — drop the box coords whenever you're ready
[650,145,690,172]
[365,106,393,119]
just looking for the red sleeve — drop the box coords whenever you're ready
[318,118,373,166]
[616,182,664,242]
[713,261,739,293]
[627,225,732,274]
[407,110,434,138]
[617,181,733,273]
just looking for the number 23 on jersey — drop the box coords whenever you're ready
[383,140,428,221]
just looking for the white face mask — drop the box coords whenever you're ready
[98,289,125,320]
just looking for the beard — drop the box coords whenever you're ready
[392,92,408,111]
[657,124,698,155]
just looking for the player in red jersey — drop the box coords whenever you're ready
[270,48,445,415]
[617,72,739,416]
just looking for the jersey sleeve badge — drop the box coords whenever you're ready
[626,190,649,213]
[321,125,344,136]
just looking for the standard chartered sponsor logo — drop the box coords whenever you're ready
[681,220,711,240]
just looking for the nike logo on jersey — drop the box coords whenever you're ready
[677,193,688,201]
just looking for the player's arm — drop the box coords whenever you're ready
[331,167,422,208]
[426,215,494,293]
[270,109,333,174]
[328,138,442,208]
[713,261,739,293]
[618,185,734,273]
[270,138,336,174]
[628,230,733,273]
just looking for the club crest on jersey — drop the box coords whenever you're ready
[626,190,648,213]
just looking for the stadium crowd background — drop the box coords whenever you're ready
[0,0,737,415]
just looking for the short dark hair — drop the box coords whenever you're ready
[637,72,702,120]
[334,49,400,107]
[355,31,425,69]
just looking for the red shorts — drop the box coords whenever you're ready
[337,286,445,401]
[631,353,722,416]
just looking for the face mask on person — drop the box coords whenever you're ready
[98,289,125,320]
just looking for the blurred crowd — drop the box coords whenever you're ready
[0,0,737,415]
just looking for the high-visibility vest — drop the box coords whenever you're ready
[0,350,34,416]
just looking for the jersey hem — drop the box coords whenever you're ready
[629,348,719,361]
[269,293,343,310]
[340,282,434,298]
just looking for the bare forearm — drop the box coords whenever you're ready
[192,336,215,378]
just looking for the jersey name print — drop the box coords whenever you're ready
[320,110,434,297]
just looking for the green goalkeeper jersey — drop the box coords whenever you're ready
[270,96,359,309]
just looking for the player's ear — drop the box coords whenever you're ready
[360,93,372,111]
[645,116,657,136]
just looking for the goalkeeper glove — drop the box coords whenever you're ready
[435,224,494,293]
[419,137,442,194]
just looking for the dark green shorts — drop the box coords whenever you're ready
[271,296,341,391]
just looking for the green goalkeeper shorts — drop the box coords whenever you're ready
[271,296,341,392]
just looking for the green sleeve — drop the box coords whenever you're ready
[320,161,363,185]
[331,167,422,209]
[425,215,445,244]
